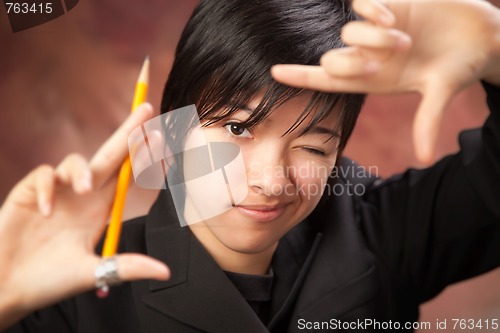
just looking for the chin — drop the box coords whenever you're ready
[217,230,280,254]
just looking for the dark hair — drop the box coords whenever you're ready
[161,0,365,152]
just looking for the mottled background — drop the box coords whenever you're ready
[0,1,498,331]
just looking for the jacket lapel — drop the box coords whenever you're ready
[289,188,378,329]
[129,190,268,333]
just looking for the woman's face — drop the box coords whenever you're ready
[183,93,340,256]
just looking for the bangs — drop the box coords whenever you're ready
[196,76,356,148]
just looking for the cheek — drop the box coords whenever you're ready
[291,159,333,199]
[181,127,234,180]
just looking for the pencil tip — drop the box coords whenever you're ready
[138,56,150,84]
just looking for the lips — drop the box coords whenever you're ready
[235,203,289,222]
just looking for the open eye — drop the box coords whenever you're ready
[224,123,253,138]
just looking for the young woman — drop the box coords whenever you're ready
[1,0,500,332]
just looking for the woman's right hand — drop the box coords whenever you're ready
[272,0,500,163]
[0,103,170,330]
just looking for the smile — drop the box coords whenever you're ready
[235,204,288,222]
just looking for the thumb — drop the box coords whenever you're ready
[115,253,170,282]
[413,82,455,164]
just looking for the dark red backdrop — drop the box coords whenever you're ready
[1,1,498,330]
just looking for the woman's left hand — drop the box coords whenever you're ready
[271,0,500,162]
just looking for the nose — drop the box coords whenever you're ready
[246,143,293,197]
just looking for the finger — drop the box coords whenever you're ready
[80,254,170,290]
[90,103,154,189]
[352,0,396,27]
[271,65,369,93]
[55,154,92,194]
[342,21,411,50]
[115,254,170,282]
[130,129,169,190]
[34,165,56,216]
[413,82,455,163]
[4,164,55,216]
[320,47,380,78]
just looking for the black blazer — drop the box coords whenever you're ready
[5,83,500,333]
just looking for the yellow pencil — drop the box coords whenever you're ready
[101,57,150,258]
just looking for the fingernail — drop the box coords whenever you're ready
[398,34,412,49]
[40,201,52,217]
[271,66,283,76]
[141,102,153,113]
[365,61,379,73]
[379,12,395,27]
[78,171,93,193]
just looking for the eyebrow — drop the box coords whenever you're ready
[238,106,254,114]
[307,126,340,138]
